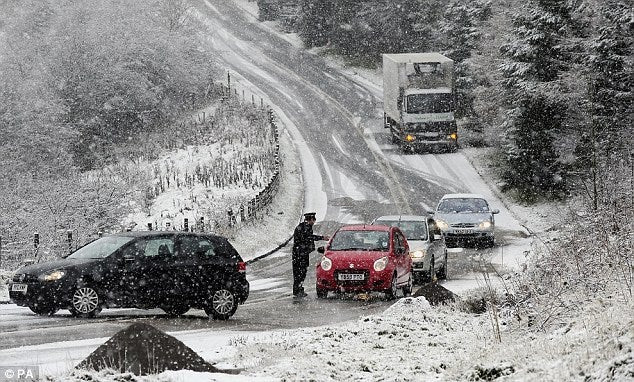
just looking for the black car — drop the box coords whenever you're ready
[8,231,249,320]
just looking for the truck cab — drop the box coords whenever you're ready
[383,53,458,153]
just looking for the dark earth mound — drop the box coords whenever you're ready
[413,282,457,305]
[76,322,231,375]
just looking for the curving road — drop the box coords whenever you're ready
[0,0,530,359]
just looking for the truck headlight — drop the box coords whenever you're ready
[40,270,65,282]
[373,256,389,272]
[411,250,426,259]
[320,257,332,271]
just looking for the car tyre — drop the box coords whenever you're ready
[69,286,102,318]
[402,274,413,297]
[425,256,436,282]
[161,304,190,317]
[205,288,237,320]
[29,304,59,316]
[437,252,448,280]
[385,272,398,300]
[316,288,328,299]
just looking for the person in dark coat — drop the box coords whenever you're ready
[292,212,328,297]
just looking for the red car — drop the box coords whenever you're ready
[316,225,413,299]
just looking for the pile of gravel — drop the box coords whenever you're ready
[76,322,231,375]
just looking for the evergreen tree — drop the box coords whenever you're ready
[574,1,633,210]
[502,95,567,197]
[298,0,334,48]
[499,0,578,199]
[440,1,491,121]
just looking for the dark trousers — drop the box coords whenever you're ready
[292,253,309,295]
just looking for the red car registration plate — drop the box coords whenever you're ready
[338,273,365,281]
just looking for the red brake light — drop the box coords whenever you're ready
[238,261,247,273]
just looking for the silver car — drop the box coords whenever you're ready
[372,215,447,283]
[432,193,499,248]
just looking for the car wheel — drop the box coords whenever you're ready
[161,304,190,317]
[29,304,58,316]
[437,252,448,280]
[205,288,237,320]
[385,273,398,300]
[426,256,436,282]
[402,274,413,297]
[316,288,328,299]
[69,286,102,318]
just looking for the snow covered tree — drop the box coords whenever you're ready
[574,1,633,211]
[298,0,334,47]
[501,94,568,197]
[440,1,491,122]
[498,0,579,199]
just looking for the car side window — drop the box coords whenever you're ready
[121,237,174,259]
[397,232,407,253]
[393,231,404,254]
[197,239,217,258]
[178,235,200,258]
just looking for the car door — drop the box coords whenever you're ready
[428,218,446,270]
[118,235,174,307]
[171,234,234,303]
[426,219,440,270]
[168,234,201,302]
[392,229,410,285]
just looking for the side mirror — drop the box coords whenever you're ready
[492,209,500,214]
[396,246,406,255]
[317,246,325,254]
[427,210,435,215]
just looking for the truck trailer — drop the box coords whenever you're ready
[382,53,458,153]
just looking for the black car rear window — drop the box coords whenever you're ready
[178,235,242,260]
[210,237,242,260]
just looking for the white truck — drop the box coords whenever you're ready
[382,53,458,153]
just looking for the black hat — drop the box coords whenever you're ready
[303,212,317,220]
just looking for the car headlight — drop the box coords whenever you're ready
[411,250,426,259]
[40,270,65,282]
[373,256,389,272]
[436,220,449,231]
[320,257,332,271]
[405,134,416,142]
[479,221,492,229]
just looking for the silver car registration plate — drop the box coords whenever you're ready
[455,229,472,234]
[11,283,27,293]
[338,273,365,281]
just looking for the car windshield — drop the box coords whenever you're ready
[329,230,390,251]
[376,220,428,241]
[67,236,135,259]
[437,198,490,213]
[406,93,453,113]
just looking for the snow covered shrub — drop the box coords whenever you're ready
[507,206,632,331]
[458,286,503,314]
